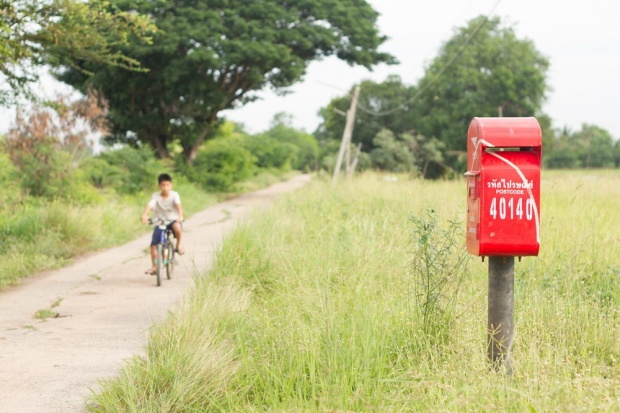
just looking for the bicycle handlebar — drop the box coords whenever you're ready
[148,218,174,225]
[147,218,184,227]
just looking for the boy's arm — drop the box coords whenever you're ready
[141,204,152,224]
[175,202,184,223]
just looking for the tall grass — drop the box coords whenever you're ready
[89,171,620,412]
[0,200,144,288]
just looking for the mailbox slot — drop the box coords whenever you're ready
[485,147,533,153]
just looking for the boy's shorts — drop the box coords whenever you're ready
[150,221,178,246]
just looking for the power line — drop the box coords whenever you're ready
[314,79,349,93]
[356,0,502,117]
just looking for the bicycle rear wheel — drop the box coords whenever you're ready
[155,244,162,286]
[165,241,174,279]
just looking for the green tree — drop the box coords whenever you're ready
[614,140,620,168]
[261,113,319,171]
[412,16,549,169]
[190,137,256,191]
[317,76,416,152]
[545,124,615,169]
[96,146,164,195]
[545,127,578,169]
[57,0,396,161]
[409,133,446,178]
[369,129,415,173]
[243,134,297,171]
[571,124,615,168]
[0,0,155,105]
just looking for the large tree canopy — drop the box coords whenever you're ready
[0,0,155,106]
[57,0,396,161]
[412,16,549,156]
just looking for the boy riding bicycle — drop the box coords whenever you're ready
[141,173,184,275]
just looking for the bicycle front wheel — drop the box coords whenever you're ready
[165,241,174,279]
[155,244,163,286]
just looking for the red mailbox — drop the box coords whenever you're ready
[465,117,542,257]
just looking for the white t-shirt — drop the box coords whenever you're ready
[148,191,181,221]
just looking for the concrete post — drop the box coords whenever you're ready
[487,256,515,374]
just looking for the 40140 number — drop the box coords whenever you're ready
[489,197,535,220]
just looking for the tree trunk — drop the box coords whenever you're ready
[183,143,199,164]
[182,124,213,164]
[422,159,430,178]
[151,133,170,159]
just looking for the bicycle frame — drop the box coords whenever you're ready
[148,218,177,285]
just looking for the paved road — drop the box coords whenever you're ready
[0,174,311,413]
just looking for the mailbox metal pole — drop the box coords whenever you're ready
[488,256,515,374]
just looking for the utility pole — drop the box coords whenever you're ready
[347,143,363,176]
[332,85,361,184]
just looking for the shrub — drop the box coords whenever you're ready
[10,135,81,198]
[3,90,109,200]
[370,129,415,172]
[97,146,163,195]
[0,148,21,206]
[190,138,256,191]
[242,134,297,171]
[259,122,319,171]
[409,208,469,347]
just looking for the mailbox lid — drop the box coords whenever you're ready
[478,150,541,256]
[473,117,542,150]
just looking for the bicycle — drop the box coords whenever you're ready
[148,218,178,286]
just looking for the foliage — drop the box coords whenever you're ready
[316,138,342,173]
[4,89,108,199]
[545,129,579,169]
[57,0,395,161]
[369,129,415,173]
[177,119,317,191]
[412,16,549,160]
[410,134,447,178]
[367,128,446,177]
[0,148,21,206]
[546,124,616,169]
[261,113,320,171]
[0,0,155,106]
[409,208,468,345]
[242,134,297,171]
[568,124,614,168]
[318,75,417,151]
[186,137,256,191]
[96,146,164,195]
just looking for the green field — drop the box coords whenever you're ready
[89,170,620,412]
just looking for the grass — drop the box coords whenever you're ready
[0,200,145,289]
[34,297,64,320]
[34,308,59,320]
[88,170,619,412]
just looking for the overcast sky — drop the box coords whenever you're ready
[223,0,620,139]
[2,0,619,140]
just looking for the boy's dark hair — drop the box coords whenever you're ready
[158,173,172,184]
